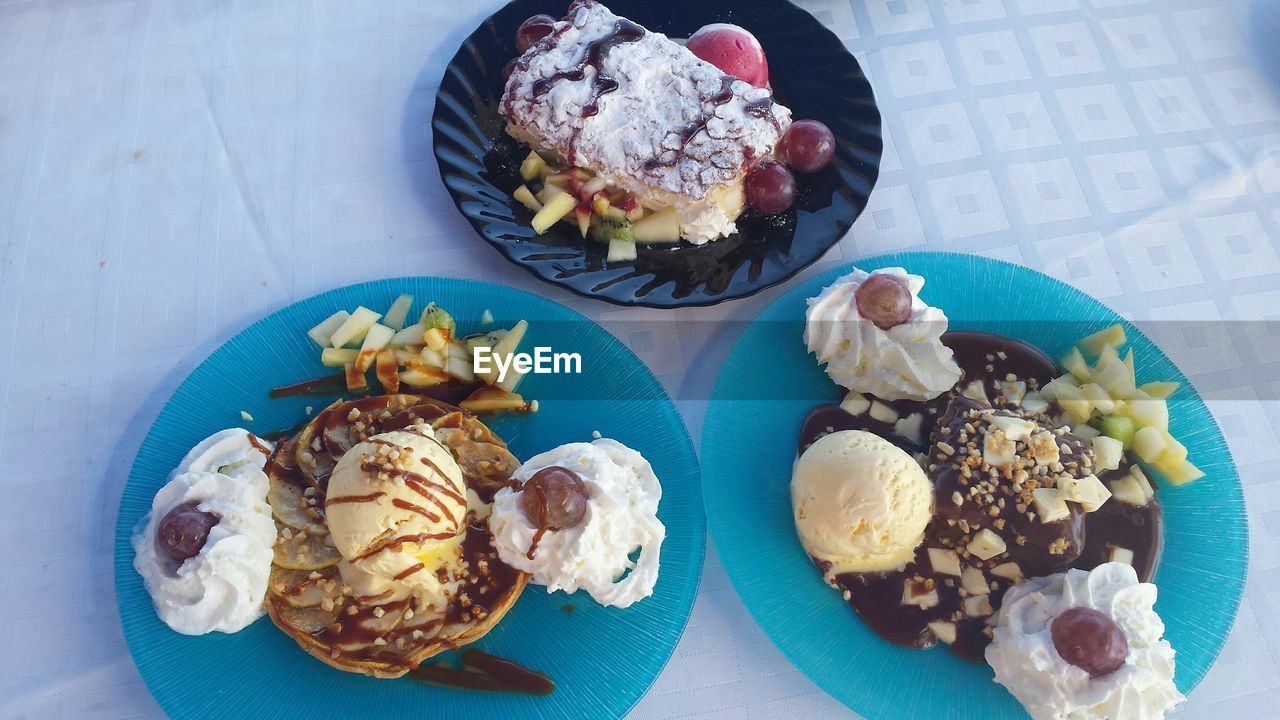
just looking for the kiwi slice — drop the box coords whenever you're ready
[590,217,634,243]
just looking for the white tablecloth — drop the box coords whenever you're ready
[1,0,1277,717]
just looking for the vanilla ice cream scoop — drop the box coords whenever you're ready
[792,430,933,580]
[325,425,469,604]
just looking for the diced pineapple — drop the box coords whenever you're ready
[308,310,350,347]
[382,294,413,331]
[631,208,681,243]
[591,193,611,217]
[355,350,377,373]
[582,175,608,195]
[1061,347,1093,382]
[423,326,450,353]
[1159,434,1188,465]
[1152,457,1204,486]
[1122,349,1136,385]
[1133,426,1168,463]
[544,173,570,188]
[514,184,542,212]
[321,348,359,367]
[531,192,577,234]
[1125,392,1169,431]
[575,209,591,238]
[1109,476,1149,506]
[1093,358,1137,400]
[1078,324,1127,356]
[445,353,475,383]
[520,151,546,182]
[375,348,400,393]
[400,366,449,388]
[1139,381,1180,399]
[329,306,382,348]
[419,347,445,369]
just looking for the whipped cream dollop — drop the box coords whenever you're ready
[804,267,962,401]
[489,438,665,608]
[132,429,277,635]
[986,563,1184,720]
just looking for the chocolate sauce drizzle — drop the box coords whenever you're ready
[410,649,555,696]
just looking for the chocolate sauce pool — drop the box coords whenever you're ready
[797,331,1162,661]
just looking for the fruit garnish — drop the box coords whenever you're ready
[519,466,590,530]
[744,160,796,214]
[779,120,835,173]
[515,14,556,54]
[854,273,912,330]
[1051,607,1128,678]
[685,23,769,88]
[591,217,634,242]
[156,502,219,565]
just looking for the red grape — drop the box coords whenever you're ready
[744,161,796,214]
[516,15,557,54]
[156,502,219,565]
[854,273,912,330]
[1051,607,1129,678]
[519,466,589,530]
[780,120,835,173]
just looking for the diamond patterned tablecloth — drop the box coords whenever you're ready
[1,0,1278,718]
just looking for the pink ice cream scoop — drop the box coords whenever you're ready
[685,23,769,88]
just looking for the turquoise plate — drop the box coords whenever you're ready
[115,277,704,720]
[702,252,1246,719]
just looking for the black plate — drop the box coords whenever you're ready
[431,0,882,307]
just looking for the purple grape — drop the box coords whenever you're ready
[1051,607,1129,678]
[156,502,219,565]
[519,466,589,530]
[854,273,912,330]
[780,120,836,173]
[744,161,797,214]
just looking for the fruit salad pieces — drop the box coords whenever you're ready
[502,1,835,252]
[305,295,536,415]
[791,266,1194,719]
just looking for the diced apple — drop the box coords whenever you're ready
[1061,347,1093,382]
[320,348,359,367]
[1139,381,1180,399]
[307,310,350,347]
[375,348,400,393]
[531,192,577,234]
[1123,349,1136,385]
[419,347,445,369]
[389,322,425,348]
[840,392,871,416]
[1133,426,1168,463]
[344,363,367,392]
[1099,415,1136,449]
[355,350,377,373]
[869,400,899,424]
[514,184,542,212]
[360,323,394,353]
[1109,476,1150,506]
[445,353,475,383]
[520,150,546,182]
[1079,383,1115,414]
[1058,474,1111,512]
[460,385,531,414]
[1053,382,1093,423]
[329,306,382,348]
[582,175,608,195]
[1078,324,1127,356]
[1153,457,1204,486]
[1110,547,1134,565]
[1159,434,1188,466]
[382,294,413,331]
[606,238,637,262]
[631,208,681,243]
[1125,392,1169,431]
[1093,358,1137,400]
[1091,435,1123,471]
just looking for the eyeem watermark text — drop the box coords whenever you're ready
[473,346,582,383]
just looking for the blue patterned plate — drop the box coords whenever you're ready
[115,277,704,720]
[701,252,1246,719]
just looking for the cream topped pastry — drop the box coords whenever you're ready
[132,429,276,635]
[987,563,1184,720]
[490,438,664,608]
[804,267,962,401]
